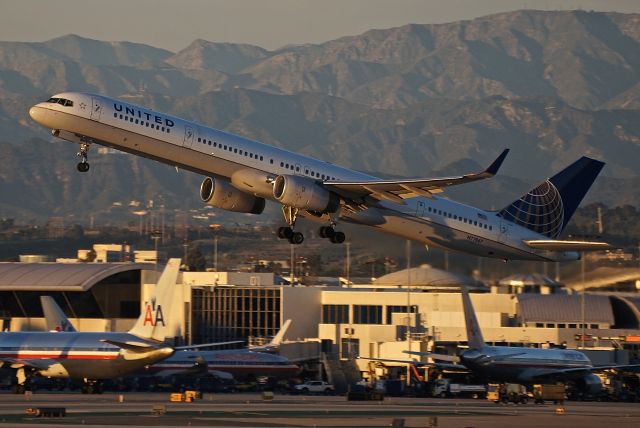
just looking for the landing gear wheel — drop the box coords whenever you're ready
[77,162,90,172]
[277,226,294,240]
[319,226,335,239]
[289,232,304,245]
[330,231,346,244]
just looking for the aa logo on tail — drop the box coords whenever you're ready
[142,297,165,326]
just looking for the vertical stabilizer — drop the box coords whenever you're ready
[41,296,76,332]
[460,286,486,350]
[128,258,181,342]
[498,157,604,238]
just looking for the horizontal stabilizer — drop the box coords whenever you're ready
[523,240,613,251]
[101,339,155,353]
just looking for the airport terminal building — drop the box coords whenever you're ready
[1,260,640,377]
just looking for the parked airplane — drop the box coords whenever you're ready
[0,259,183,394]
[403,287,640,393]
[29,93,610,260]
[41,297,299,381]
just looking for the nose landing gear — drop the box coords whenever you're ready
[76,141,90,172]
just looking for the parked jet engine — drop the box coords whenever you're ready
[272,175,339,213]
[575,373,602,395]
[200,177,265,214]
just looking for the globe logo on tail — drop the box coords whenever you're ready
[498,180,564,239]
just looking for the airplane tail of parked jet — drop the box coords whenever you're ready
[498,157,605,240]
[460,286,486,350]
[128,258,181,342]
[41,296,76,332]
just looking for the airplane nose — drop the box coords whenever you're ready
[29,106,46,124]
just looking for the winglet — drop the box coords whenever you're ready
[483,149,510,176]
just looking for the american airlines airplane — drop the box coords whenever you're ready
[41,299,300,382]
[0,259,182,394]
[29,93,609,261]
[401,287,640,394]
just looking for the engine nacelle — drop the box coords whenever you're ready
[576,373,602,395]
[273,175,339,213]
[200,177,265,214]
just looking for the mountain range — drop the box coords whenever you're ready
[0,9,639,222]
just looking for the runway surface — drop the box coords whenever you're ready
[0,392,638,427]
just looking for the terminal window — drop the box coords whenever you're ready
[353,305,383,324]
[322,304,349,324]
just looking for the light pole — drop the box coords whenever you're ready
[209,224,220,271]
[581,251,586,349]
[406,239,412,387]
[346,241,351,287]
[151,230,162,269]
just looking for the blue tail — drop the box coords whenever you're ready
[498,157,604,238]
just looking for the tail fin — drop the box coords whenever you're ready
[252,319,292,352]
[498,157,604,238]
[460,286,486,350]
[41,296,76,332]
[128,258,181,342]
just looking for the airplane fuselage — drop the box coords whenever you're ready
[0,331,173,380]
[460,345,592,383]
[29,92,580,261]
[145,349,300,380]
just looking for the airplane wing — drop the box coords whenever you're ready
[174,341,244,351]
[523,240,613,251]
[403,350,461,363]
[358,356,468,372]
[0,357,56,371]
[101,339,158,353]
[323,149,509,204]
[531,363,640,380]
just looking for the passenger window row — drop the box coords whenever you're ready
[278,161,336,181]
[426,206,492,230]
[113,113,171,133]
[197,137,264,161]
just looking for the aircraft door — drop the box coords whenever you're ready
[498,220,512,243]
[183,126,194,148]
[416,201,426,217]
[90,98,102,121]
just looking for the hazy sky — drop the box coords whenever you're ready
[2,0,639,51]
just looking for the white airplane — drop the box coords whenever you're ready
[29,93,610,261]
[401,286,640,394]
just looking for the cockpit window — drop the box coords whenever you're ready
[45,97,73,107]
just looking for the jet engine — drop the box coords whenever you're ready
[200,177,265,214]
[575,373,602,395]
[272,175,339,213]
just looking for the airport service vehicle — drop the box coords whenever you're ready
[294,380,335,394]
[487,383,529,404]
[432,378,486,398]
[41,297,299,382]
[0,259,183,394]
[30,93,610,261]
[533,384,566,404]
[405,287,640,395]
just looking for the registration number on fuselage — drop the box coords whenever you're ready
[466,235,484,244]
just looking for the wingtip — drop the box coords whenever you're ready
[485,148,510,175]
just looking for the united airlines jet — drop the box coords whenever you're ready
[29,93,609,261]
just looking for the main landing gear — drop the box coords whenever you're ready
[81,379,102,394]
[277,206,304,245]
[76,141,90,172]
[276,206,346,245]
